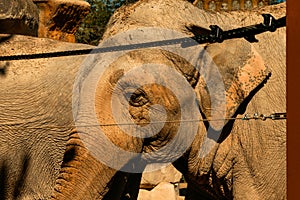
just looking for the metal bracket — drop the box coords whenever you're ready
[262,14,277,32]
[241,112,286,121]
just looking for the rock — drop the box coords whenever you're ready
[141,164,182,188]
[138,182,177,200]
[138,190,151,200]
[0,0,39,36]
[34,0,90,42]
[0,0,90,42]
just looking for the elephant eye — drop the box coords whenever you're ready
[125,88,149,107]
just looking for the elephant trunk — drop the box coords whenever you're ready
[50,131,116,199]
[51,130,144,200]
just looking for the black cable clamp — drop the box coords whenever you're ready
[262,14,277,32]
[191,14,286,45]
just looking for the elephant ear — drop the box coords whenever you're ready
[195,39,271,130]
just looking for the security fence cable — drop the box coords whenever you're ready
[0,112,286,130]
[0,14,286,61]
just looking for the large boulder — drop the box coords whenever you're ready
[0,0,39,36]
[138,182,178,200]
[0,0,90,42]
[141,164,182,188]
[34,0,90,42]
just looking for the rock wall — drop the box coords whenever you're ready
[0,0,39,36]
[33,0,90,42]
[0,0,90,42]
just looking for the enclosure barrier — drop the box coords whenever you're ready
[0,13,286,125]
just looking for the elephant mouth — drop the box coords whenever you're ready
[102,168,143,200]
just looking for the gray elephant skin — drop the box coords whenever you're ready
[0,0,286,199]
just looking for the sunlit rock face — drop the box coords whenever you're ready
[33,0,90,42]
[0,0,90,42]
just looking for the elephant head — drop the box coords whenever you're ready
[51,24,270,199]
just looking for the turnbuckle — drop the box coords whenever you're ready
[242,112,286,121]
[270,112,287,120]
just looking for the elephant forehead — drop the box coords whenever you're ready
[141,84,181,107]
[99,48,200,89]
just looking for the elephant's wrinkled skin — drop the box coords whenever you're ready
[0,0,285,199]
[103,1,286,199]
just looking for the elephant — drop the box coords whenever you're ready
[101,0,286,199]
[0,0,285,199]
